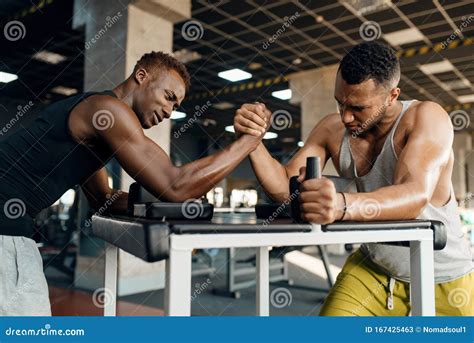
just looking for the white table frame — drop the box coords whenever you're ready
[103,225,435,317]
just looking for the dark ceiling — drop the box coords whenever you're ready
[0,0,473,154]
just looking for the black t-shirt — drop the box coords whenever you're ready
[0,90,116,237]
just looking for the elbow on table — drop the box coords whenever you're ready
[408,193,430,219]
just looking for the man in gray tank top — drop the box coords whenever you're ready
[235,41,473,316]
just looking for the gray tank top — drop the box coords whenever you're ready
[338,100,473,283]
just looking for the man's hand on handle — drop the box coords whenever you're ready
[297,166,345,224]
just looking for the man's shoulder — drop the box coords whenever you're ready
[80,93,130,114]
[402,100,452,131]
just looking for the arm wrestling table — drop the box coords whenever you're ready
[92,212,444,317]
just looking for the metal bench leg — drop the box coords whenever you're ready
[165,248,192,316]
[317,245,335,287]
[104,243,118,316]
[410,240,435,316]
[256,246,270,316]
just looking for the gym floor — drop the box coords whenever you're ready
[45,248,349,316]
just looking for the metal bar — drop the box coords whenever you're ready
[410,240,436,316]
[256,247,270,316]
[165,246,192,316]
[104,243,118,317]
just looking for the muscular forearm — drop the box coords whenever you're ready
[249,143,290,203]
[85,189,129,214]
[343,183,429,221]
[108,190,129,213]
[164,135,260,201]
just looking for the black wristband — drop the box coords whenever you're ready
[339,192,347,221]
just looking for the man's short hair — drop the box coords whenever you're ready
[134,51,191,90]
[338,41,400,89]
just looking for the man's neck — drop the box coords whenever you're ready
[365,100,403,140]
[112,79,136,108]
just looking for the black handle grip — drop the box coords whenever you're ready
[305,156,321,180]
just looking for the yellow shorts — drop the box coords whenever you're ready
[320,249,473,316]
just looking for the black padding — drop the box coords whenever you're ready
[127,182,159,214]
[92,215,170,262]
[127,182,214,220]
[133,202,214,220]
[255,203,291,219]
[171,222,311,234]
[430,220,447,250]
[323,219,447,250]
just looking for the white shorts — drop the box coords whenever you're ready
[0,235,51,316]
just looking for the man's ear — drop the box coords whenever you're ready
[134,67,148,85]
[389,87,400,105]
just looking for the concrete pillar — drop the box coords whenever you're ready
[452,132,471,202]
[73,0,191,295]
[288,64,339,175]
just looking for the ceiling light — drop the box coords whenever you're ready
[218,68,252,82]
[292,58,302,65]
[0,71,18,83]
[347,0,391,15]
[298,141,304,147]
[248,62,262,70]
[444,80,471,90]
[213,102,235,110]
[272,89,292,100]
[383,28,425,46]
[33,50,67,65]
[457,94,474,104]
[419,60,455,75]
[171,111,186,120]
[173,49,202,64]
[263,132,278,139]
[50,86,78,96]
[225,125,278,139]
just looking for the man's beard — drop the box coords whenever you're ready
[349,106,387,137]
